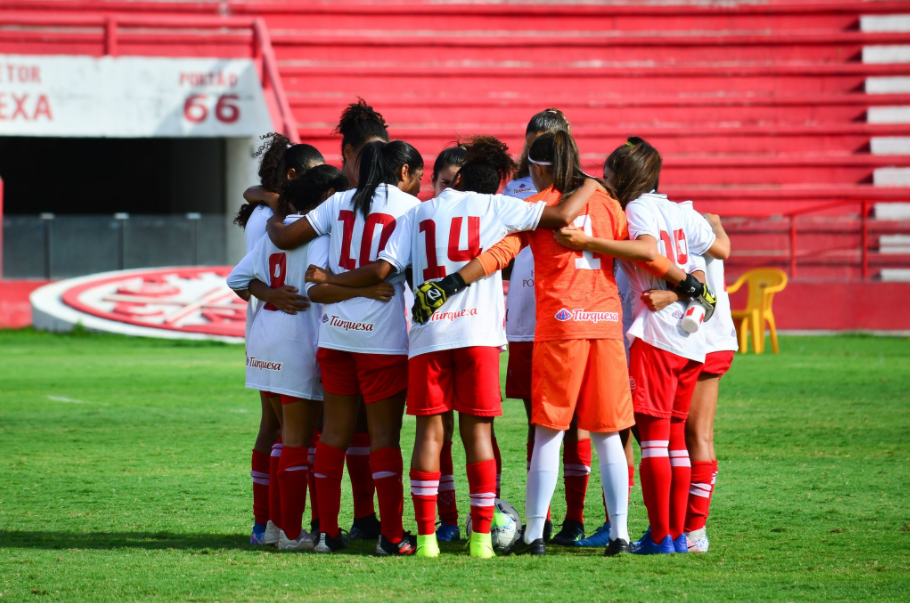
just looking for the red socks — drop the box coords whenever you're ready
[313,441,345,538]
[251,449,270,526]
[669,419,691,539]
[637,413,672,543]
[371,447,404,543]
[278,445,309,540]
[467,459,497,534]
[269,440,283,529]
[492,436,502,499]
[438,441,459,526]
[308,431,320,527]
[685,460,717,533]
[410,469,441,536]
[347,432,376,520]
[563,438,592,525]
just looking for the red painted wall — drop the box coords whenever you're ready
[0,280,50,328]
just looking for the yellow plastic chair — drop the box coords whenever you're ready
[727,268,788,354]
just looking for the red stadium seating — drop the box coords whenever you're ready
[1,0,909,284]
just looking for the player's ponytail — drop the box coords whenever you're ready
[528,131,609,201]
[281,144,325,182]
[334,98,390,154]
[278,164,350,216]
[515,108,571,179]
[604,136,662,208]
[351,140,423,218]
[457,136,515,194]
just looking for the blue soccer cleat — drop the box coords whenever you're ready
[436,522,461,542]
[575,521,611,547]
[631,533,675,555]
[673,534,689,554]
[250,521,268,545]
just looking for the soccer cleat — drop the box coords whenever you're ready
[278,529,316,552]
[604,538,632,557]
[576,521,611,547]
[469,532,495,559]
[313,532,348,554]
[250,522,268,545]
[416,534,440,558]
[631,534,675,555]
[543,520,553,542]
[673,534,689,554]
[550,520,586,546]
[263,520,280,546]
[375,532,417,556]
[436,522,461,542]
[348,513,382,541]
[509,536,546,556]
[686,529,709,553]
[310,518,320,535]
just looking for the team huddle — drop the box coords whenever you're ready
[227,100,736,558]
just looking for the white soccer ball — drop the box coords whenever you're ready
[465,498,522,552]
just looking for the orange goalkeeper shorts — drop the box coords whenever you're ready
[531,338,634,433]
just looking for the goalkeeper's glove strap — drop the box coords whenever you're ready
[438,273,468,297]
[673,273,703,300]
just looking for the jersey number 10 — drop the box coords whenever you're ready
[659,229,689,265]
[338,210,397,270]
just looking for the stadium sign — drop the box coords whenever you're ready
[31,267,246,343]
[0,55,272,137]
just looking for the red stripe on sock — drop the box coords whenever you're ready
[437,441,458,526]
[371,447,404,544]
[466,459,497,535]
[314,441,346,539]
[347,431,376,520]
[278,445,309,541]
[251,449,270,526]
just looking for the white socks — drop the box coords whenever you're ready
[592,431,630,542]
[524,425,564,544]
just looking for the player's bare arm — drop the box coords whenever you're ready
[553,224,657,262]
[306,260,396,288]
[266,212,319,251]
[248,279,311,314]
[703,213,731,260]
[243,185,279,205]
[306,282,395,304]
[536,178,603,229]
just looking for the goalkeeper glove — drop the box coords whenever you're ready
[412,273,468,324]
[674,273,718,322]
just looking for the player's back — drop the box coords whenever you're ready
[502,176,537,343]
[383,188,543,356]
[622,193,716,361]
[305,184,419,355]
[528,186,627,342]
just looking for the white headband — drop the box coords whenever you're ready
[528,157,552,166]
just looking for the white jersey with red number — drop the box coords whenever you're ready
[502,176,537,343]
[379,188,545,357]
[228,215,326,400]
[243,204,274,341]
[306,184,419,355]
[614,260,634,360]
[622,193,716,362]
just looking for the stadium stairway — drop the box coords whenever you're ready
[2,0,910,292]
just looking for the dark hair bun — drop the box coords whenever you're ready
[465,136,515,185]
[334,98,387,136]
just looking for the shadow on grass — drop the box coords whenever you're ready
[0,531,380,555]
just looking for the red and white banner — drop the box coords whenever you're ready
[0,55,272,137]
[31,267,246,342]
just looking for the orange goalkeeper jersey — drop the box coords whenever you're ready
[480,185,628,342]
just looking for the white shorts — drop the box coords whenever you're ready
[245,317,324,401]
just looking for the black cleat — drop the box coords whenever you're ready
[310,518,320,534]
[375,531,417,556]
[313,532,348,554]
[604,538,632,557]
[510,537,546,556]
[349,513,382,540]
[544,519,553,542]
[551,520,586,546]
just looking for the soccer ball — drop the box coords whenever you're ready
[465,498,522,552]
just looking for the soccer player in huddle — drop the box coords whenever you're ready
[233,133,325,546]
[593,138,729,554]
[265,139,424,555]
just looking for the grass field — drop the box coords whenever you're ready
[1,328,909,602]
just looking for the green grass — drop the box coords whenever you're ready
[1,328,908,602]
